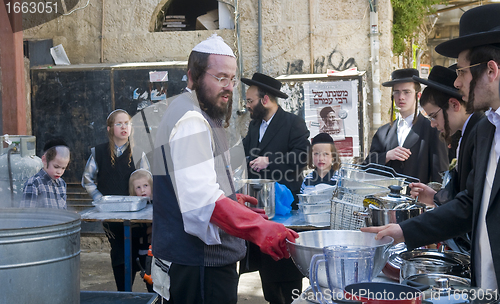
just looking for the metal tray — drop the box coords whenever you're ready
[93,196,148,212]
[297,187,335,205]
[298,202,331,214]
[303,212,331,226]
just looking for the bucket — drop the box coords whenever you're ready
[0,208,81,303]
[236,179,275,219]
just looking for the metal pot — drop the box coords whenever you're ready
[236,179,275,219]
[363,185,426,227]
[403,273,498,304]
[399,248,471,282]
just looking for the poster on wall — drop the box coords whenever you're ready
[303,80,360,158]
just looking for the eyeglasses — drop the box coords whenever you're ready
[114,122,131,128]
[205,72,239,88]
[456,62,487,77]
[246,98,262,104]
[392,90,415,97]
[425,108,442,122]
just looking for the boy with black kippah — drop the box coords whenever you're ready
[20,139,70,209]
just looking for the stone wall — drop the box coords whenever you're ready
[22,0,396,155]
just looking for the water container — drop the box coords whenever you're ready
[0,208,81,303]
[0,135,43,207]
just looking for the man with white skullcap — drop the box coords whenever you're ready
[151,34,298,303]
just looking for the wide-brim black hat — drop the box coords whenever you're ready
[412,66,462,99]
[382,69,419,87]
[241,73,289,99]
[436,4,500,58]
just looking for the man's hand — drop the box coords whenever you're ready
[385,146,411,163]
[360,224,405,244]
[249,156,269,172]
[409,182,437,207]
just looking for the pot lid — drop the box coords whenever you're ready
[365,185,416,209]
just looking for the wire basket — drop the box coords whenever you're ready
[329,181,389,230]
[330,198,366,230]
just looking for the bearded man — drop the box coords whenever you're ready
[242,73,309,304]
[151,35,298,304]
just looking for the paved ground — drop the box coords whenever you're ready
[80,248,308,303]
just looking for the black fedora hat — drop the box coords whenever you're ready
[241,73,289,99]
[382,69,419,87]
[436,4,500,58]
[412,65,462,99]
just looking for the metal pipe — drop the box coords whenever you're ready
[369,0,382,133]
[309,0,314,73]
[258,0,262,73]
[235,0,247,115]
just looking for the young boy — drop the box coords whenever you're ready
[20,139,70,209]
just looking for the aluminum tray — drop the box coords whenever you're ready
[303,212,330,226]
[298,202,331,214]
[297,187,335,205]
[93,196,148,212]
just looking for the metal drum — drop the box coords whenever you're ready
[0,208,81,303]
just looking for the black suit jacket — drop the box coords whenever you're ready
[241,106,309,283]
[243,106,310,197]
[401,117,500,286]
[438,112,485,203]
[456,112,485,191]
[364,113,449,184]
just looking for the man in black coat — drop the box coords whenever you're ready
[362,4,500,290]
[241,73,310,304]
[364,69,449,185]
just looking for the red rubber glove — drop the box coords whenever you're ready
[211,196,298,261]
[236,193,258,206]
[235,193,268,219]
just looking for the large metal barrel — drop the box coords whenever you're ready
[0,208,81,303]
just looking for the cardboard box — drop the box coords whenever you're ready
[196,9,218,30]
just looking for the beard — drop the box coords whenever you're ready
[197,79,231,120]
[250,100,268,120]
[468,77,492,112]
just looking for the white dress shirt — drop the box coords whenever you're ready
[259,113,276,142]
[397,113,414,146]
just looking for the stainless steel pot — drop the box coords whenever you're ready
[236,179,275,219]
[363,185,426,226]
[399,248,471,281]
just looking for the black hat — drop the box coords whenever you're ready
[43,138,68,152]
[241,73,289,99]
[436,4,500,58]
[311,133,334,145]
[382,69,420,87]
[412,66,462,100]
[319,107,335,119]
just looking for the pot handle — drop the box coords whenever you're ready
[401,279,431,291]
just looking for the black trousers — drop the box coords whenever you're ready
[167,263,239,304]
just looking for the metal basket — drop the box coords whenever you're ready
[329,180,389,230]
[330,198,366,230]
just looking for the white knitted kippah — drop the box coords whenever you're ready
[192,34,235,58]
